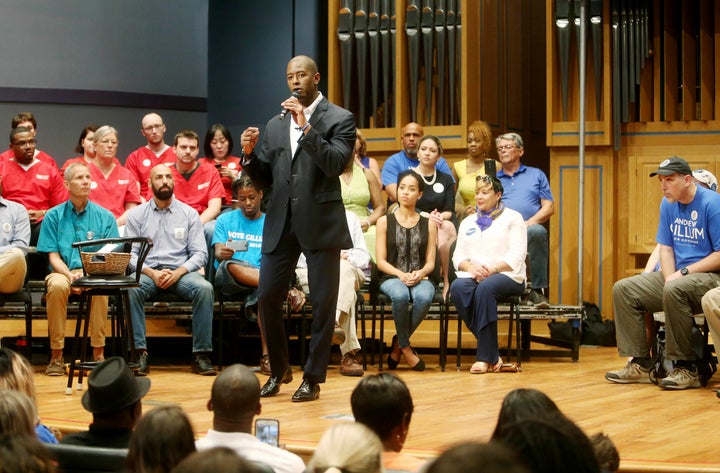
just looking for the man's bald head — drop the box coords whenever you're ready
[210,364,260,423]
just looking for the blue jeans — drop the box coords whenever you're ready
[527,224,548,289]
[128,271,214,353]
[380,278,435,348]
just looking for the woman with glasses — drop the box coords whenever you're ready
[450,175,526,373]
[89,125,142,228]
[199,124,242,212]
[376,170,437,371]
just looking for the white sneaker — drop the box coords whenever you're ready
[605,361,651,384]
[658,367,700,390]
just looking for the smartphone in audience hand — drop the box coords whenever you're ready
[255,418,279,447]
[226,240,248,252]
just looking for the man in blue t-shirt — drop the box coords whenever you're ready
[212,174,268,371]
[606,156,720,391]
[495,133,554,307]
[381,122,454,204]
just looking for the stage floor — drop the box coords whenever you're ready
[32,345,720,473]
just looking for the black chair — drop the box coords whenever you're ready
[45,443,127,473]
[0,287,33,361]
[66,237,153,394]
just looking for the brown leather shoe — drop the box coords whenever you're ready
[340,352,364,377]
[331,323,346,345]
[259,355,272,376]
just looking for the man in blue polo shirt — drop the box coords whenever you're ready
[381,122,454,203]
[495,133,554,307]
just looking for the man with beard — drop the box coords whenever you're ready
[125,113,176,198]
[125,163,215,376]
[37,162,119,375]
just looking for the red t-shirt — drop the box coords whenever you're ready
[125,146,176,197]
[0,149,58,170]
[148,161,224,214]
[88,163,142,218]
[198,155,242,206]
[0,159,68,216]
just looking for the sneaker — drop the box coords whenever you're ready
[332,323,346,345]
[137,351,150,376]
[605,361,652,384]
[527,289,551,308]
[339,352,364,377]
[658,366,700,390]
[191,353,217,376]
[44,358,66,376]
[259,355,272,376]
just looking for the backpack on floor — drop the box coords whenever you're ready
[649,326,717,386]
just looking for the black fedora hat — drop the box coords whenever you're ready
[81,357,151,414]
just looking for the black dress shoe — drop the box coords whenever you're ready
[260,368,293,397]
[386,335,400,370]
[137,352,149,376]
[292,379,320,402]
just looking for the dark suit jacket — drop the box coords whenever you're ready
[242,96,355,252]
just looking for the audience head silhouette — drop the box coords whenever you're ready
[306,423,383,473]
[492,412,600,473]
[0,434,56,473]
[171,447,260,473]
[0,348,37,402]
[0,389,37,436]
[208,364,260,432]
[493,388,561,437]
[350,372,413,452]
[126,405,196,473]
[425,441,530,473]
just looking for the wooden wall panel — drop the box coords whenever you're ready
[550,150,614,315]
[505,0,525,131]
[479,0,501,127]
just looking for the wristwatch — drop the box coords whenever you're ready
[680,267,689,276]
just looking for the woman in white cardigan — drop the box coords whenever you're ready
[450,175,527,374]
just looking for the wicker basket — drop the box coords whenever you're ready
[80,252,131,276]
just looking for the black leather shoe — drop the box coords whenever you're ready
[191,352,217,376]
[386,335,400,370]
[292,379,320,402]
[260,368,293,397]
[137,351,150,376]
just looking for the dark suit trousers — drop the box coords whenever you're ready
[257,224,341,384]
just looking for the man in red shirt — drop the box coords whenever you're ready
[125,113,176,198]
[164,130,224,280]
[0,112,59,170]
[1,127,68,279]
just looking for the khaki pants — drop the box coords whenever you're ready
[0,248,27,294]
[45,269,107,350]
[701,285,720,353]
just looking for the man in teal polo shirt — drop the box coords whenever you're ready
[37,162,119,376]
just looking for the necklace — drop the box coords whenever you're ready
[414,166,437,185]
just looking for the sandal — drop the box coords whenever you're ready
[492,356,503,373]
[470,361,490,374]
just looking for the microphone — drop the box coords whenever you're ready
[279,91,301,119]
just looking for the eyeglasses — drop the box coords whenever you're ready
[497,144,516,151]
[476,174,495,183]
[143,124,164,132]
[12,139,36,148]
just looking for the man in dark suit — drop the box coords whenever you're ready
[240,55,355,402]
